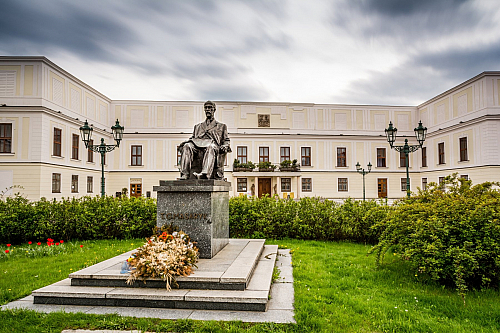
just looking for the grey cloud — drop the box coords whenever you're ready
[333,42,500,105]
[0,1,138,62]
[330,0,486,44]
[196,82,270,102]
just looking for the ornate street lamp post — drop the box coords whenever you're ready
[79,119,124,197]
[356,162,372,201]
[385,120,427,198]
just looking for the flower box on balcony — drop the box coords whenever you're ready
[233,167,254,172]
[279,167,300,172]
[258,167,275,172]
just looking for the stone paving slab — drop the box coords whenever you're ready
[1,248,295,323]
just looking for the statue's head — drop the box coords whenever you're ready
[204,100,216,119]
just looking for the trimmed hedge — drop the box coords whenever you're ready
[371,174,500,299]
[0,195,156,243]
[229,196,390,244]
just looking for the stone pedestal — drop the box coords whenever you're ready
[153,180,230,259]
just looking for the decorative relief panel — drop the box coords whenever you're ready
[292,112,305,129]
[0,71,16,96]
[100,104,107,123]
[240,105,256,119]
[175,110,188,128]
[258,114,270,127]
[271,106,287,119]
[86,97,95,120]
[70,88,81,112]
[457,94,467,116]
[397,114,409,131]
[436,104,445,124]
[222,110,235,128]
[52,78,63,105]
[334,113,347,130]
[374,114,385,130]
[131,109,144,127]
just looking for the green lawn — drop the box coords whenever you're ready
[1,239,499,332]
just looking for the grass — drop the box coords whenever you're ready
[1,239,499,332]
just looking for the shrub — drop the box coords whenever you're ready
[0,195,156,243]
[229,195,389,243]
[370,174,500,300]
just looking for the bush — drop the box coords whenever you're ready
[370,174,500,300]
[0,195,156,243]
[229,195,389,243]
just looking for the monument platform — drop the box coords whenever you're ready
[31,239,280,312]
[154,179,231,259]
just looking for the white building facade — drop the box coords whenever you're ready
[0,56,499,200]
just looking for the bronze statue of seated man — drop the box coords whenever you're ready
[178,101,231,180]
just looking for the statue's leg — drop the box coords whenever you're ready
[201,144,217,179]
[179,142,196,179]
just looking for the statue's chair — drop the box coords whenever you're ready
[177,147,228,180]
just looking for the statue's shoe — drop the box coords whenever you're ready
[179,174,189,180]
[193,172,207,179]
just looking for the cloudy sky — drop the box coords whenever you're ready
[1,0,500,105]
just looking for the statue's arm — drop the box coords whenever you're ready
[219,124,231,153]
[179,125,197,149]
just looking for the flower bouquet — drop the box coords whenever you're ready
[126,230,199,291]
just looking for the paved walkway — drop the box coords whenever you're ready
[1,250,295,324]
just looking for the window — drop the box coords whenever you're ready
[87,139,94,162]
[460,174,469,181]
[302,178,312,192]
[399,151,406,167]
[52,173,61,193]
[439,177,445,185]
[71,175,78,193]
[281,178,291,192]
[131,145,142,166]
[237,178,247,192]
[0,123,12,153]
[337,147,346,167]
[438,142,445,164]
[401,178,409,192]
[237,146,247,163]
[338,178,348,191]
[280,147,290,162]
[53,128,62,157]
[301,147,311,166]
[87,176,93,193]
[177,146,181,165]
[459,137,468,162]
[377,148,386,167]
[421,147,427,167]
[259,147,269,162]
[72,134,79,160]
[422,178,427,190]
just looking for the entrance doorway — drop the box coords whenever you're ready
[130,183,142,198]
[378,178,387,198]
[258,178,271,198]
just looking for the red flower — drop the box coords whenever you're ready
[80,245,83,248]
[28,241,32,245]
[37,242,41,246]
[47,238,54,243]
[55,243,60,246]
[4,250,8,254]
[47,242,52,246]
[60,240,64,244]
[6,244,11,247]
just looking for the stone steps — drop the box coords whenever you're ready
[32,240,278,312]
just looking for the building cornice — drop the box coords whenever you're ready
[418,71,500,109]
[0,56,112,103]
